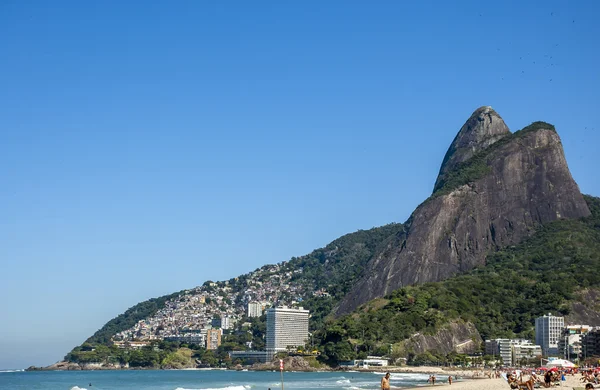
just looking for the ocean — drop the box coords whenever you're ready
[0,369,435,390]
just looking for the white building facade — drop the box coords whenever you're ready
[486,339,542,366]
[535,314,565,356]
[221,315,236,330]
[247,302,263,318]
[266,306,309,354]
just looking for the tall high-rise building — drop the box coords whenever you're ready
[247,302,263,318]
[535,314,564,356]
[206,328,222,350]
[266,307,309,354]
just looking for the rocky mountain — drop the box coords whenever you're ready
[317,196,600,364]
[337,106,591,314]
[60,106,599,369]
[435,106,510,190]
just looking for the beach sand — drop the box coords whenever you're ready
[401,373,586,390]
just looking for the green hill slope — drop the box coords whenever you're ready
[314,195,600,364]
[74,222,403,348]
[83,291,183,345]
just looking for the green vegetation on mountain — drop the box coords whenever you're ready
[314,195,600,364]
[198,222,404,332]
[66,315,269,368]
[83,291,182,345]
[66,340,235,368]
[66,194,599,368]
[433,121,556,196]
[290,223,404,298]
[67,223,402,360]
[288,223,404,329]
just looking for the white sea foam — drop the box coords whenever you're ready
[336,379,351,384]
[0,369,24,373]
[70,387,88,390]
[396,373,431,380]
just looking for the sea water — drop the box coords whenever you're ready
[0,369,435,390]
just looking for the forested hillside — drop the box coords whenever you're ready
[313,195,600,365]
[76,223,403,348]
[84,291,183,345]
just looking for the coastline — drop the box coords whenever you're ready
[15,367,592,390]
[25,360,491,377]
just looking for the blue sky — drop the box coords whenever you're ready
[1,0,599,369]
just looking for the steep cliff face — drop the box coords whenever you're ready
[566,289,600,326]
[337,108,591,314]
[398,321,482,356]
[435,106,510,191]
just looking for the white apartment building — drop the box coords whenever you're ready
[221,315,235,330]
[535,314,565,356]
[266,306,309,354]
[247,302,263,318]
[485,339,542,366]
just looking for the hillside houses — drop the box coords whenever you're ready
[114,261,327,348]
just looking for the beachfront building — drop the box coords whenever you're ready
[485,339,542,366]
[582,327,600,359]
[206,328,222,350]
[557,325,592,360]
[535,314,565,356]
[266,306,309,355]
[485,339,507,358]
[247,302,263,318]
[339,357,389,368]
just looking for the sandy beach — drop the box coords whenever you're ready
[398,372,587,390]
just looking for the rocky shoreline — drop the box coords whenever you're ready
[26,357,484,378]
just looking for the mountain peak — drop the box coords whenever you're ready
[435,106,510,190]
[337,110,591,315]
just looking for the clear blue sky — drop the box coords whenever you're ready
[1,0,599,369]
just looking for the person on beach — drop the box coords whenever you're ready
[381,373,391,390]
[544,370,552,387]
[585,384,594,390]
[448,376,452,385]
[507,373,534,390]
[432,375,436,385]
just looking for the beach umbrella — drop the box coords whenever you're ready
[544,359,576,368]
